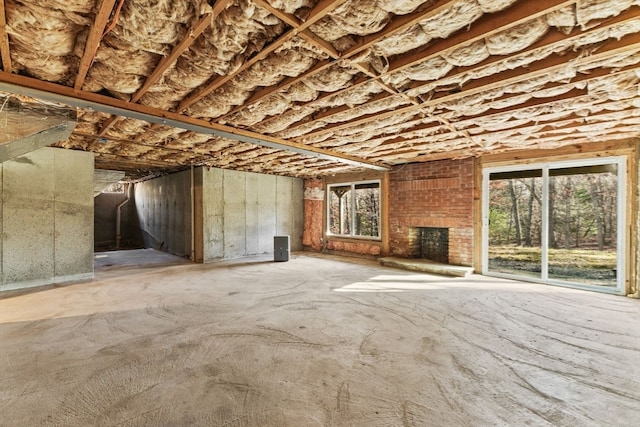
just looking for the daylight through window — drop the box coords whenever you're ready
[328,181,380,239]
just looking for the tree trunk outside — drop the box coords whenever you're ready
[508,180,522,246]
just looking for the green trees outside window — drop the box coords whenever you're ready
[328,181,380,238]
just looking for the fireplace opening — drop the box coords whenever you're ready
[418,227,449,263]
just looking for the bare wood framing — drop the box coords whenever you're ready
[228,0,574,119]
[370,123,640,163]
[98,2,229,136]
[283,8,640,138]
[0,0,10,72]
[387,0,575,75]
[367,62,639,150]
[298,34,640,140]
[175,0,348,113]
[224,0,467,117]
[254,1,340,59]
[74,0,118,90]
[0,72,388,170]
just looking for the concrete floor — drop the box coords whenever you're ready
[0,251,638,426]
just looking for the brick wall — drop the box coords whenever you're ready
[302,158,475,264]
[389,158,474,266]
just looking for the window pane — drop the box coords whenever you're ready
[548,164,618,287]
[488,173,542,278]
[354,183,380,237]
[329,185,351,235]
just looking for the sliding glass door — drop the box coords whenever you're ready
[483,157,625,294]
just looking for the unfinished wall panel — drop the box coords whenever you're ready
[277,174,303,253]
[202,167,224,261]
[94,192,138,249]
[222,169,248,258]
[257,174,278,253]
[201,168,303,261]
[0,147,94,290]
[135,170,192,258]
[2,149,55,287]
[53,149,94,279]
[245,173,260,255]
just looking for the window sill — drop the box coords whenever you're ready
[325,234,382,244]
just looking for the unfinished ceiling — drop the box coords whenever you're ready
[0,0,639,179]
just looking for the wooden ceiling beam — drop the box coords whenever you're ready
[370,89,591,148]
[371,121,640,161]
[97,2,229,136]
[387,0,576,75]
[73,131,215,158]
[0,72,388,171]
[74,0,118,90]
[298,33,640,139]
[227,0,575,120]
[366,60,640,148]
[391,138,640,164]
[175,0,348,113]
[281,7,640,137]
[225,58,333,117]
[254,0,340,58]
[130,10,221,104]
[367,104,640,156]
[332,79,637,152]
[0,0,11,72]
[93,152,183,168]
[223,0,466,117]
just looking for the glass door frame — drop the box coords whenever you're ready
[482,156,626,294]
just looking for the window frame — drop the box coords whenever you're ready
[326,179,382,241]
[481,155,626,295]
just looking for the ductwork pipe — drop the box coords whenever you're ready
[115,183,132,249]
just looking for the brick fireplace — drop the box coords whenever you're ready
[409,227,449,263]
[302,158,475,266]
[388,158,474,266]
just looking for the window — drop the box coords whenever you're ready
[327,180,381,239]
[482,156,626,294]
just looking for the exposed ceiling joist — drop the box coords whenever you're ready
[98,1,230,136]
[0,1,10,72]
[175,0,348,113]
[259,7,636,132]
[371,106,640,157]
[0,72,388,171]
[74,0,118,90]
[283,7,640,138]
[223,0,473,117]
[130,3,228,104]
[3,1,640,178]
[388,0,576,74]
[253,0,340,59]
[229,0,575,120]
[369,64,640,148]
[299,33,640,140]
